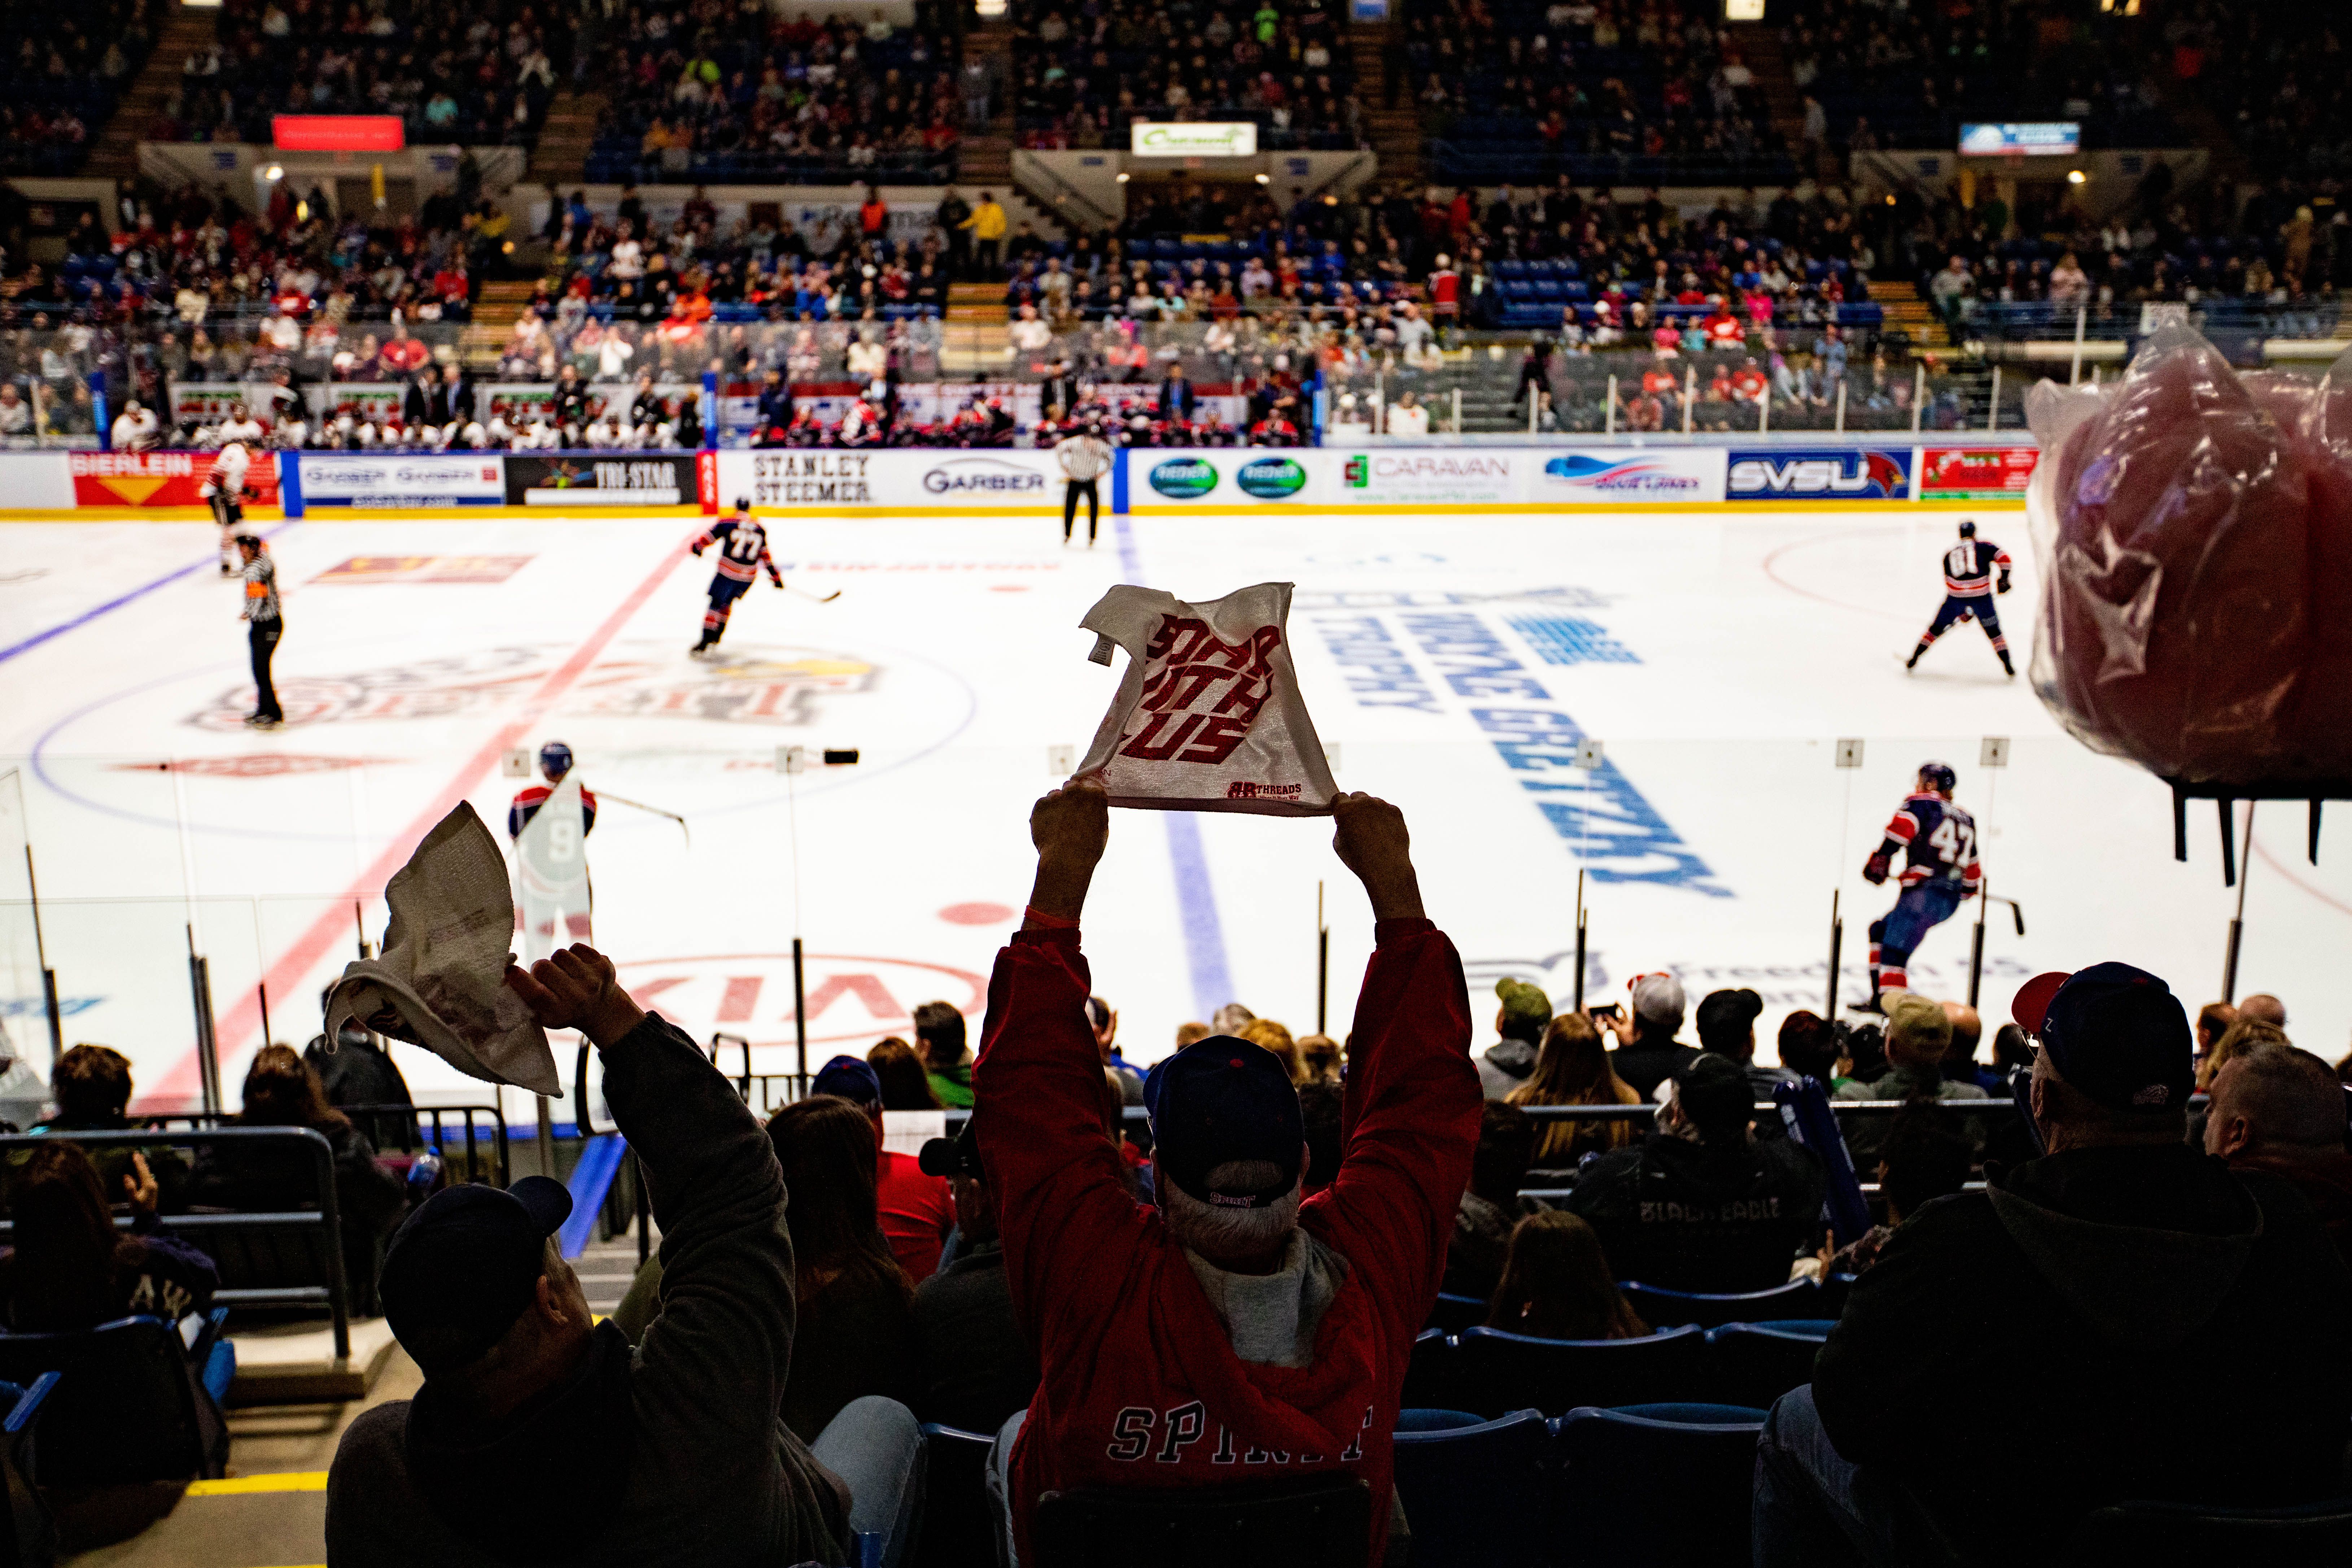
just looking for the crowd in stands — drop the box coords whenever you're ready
[2141,5,2351,182]
[583,3,962,186]
[0,1,161,175]
[1400,0,1793,186]
[1008,0,1363,152]
[157,0,572,147]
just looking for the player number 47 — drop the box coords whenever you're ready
[1928,817,1974,867]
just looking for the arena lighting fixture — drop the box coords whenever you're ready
[1255,172,1271,184]
[263,165,284,181]
[2067,169,2088,185]
[1115,171,1131,183]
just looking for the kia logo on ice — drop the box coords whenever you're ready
[922,457,1047,495]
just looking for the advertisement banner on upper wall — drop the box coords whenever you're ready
[1724,447,1911,502]
[1918,446,2038,500]
[70,450,281,509]
[298,453,507,507]
[504,453,713,508]
[1523,448,1728,505]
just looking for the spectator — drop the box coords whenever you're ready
[2193,1000,2238,1084]
[1938,1000,2000,1093]
[962,191,1008,278]
[765,1096,921,1441]
[1482,1210,1647,1341]
[867,1036,943,1111]
[1506,1011,1642,1168]
[303,1002,415,1111]
[917,1000,974,1107]
[2203,1017,2290,1089]
[1598,972,1699,1097]
[195,1044,407,1316]
[2239,992,2288,1028]
[1836,995,1987,1162]
[1478,977,1551,1098]
[2203,1044,2352,1262]
[813,1054,955,1286]
[1763,964,2352,1562]
[111,397,161,451]
[1445,1102,1538,1299]
[1775,1010,1843,1086]
[1238,1017,1305,1083]
[26,1043,188,1209]
[910,1126,1040,1434]
[328,945,922,1568]
[1387,388,1429,435]
[1696,986,1794,1099]
[1296,1033,1343,1085]
[0,1143,215,1332]
[1087,998,1145,1104]
[1298,1079,1346,1194]
[1156,366,1196,422]
[1818,1102,1973,1276]
[1566,1054,1824,1293]
[975,778,1479,1566]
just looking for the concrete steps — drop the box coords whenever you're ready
[84,6,221,182]
[1351,25,1418,185]
[528,91,607,187]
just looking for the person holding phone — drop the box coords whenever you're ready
[1592,973,1699,1098]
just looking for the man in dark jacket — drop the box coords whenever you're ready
[911,1126,1039,1434]
[1478,977,1549,1098]
[2203,1042,2352,1266]
[326,945,922,1568]
[1566,1053,1823,1291]
[1757,964,2352,1565]
[1599,972,1700,1097]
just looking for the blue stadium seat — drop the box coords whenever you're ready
[1550,1403,1767,1567]
[1623,1278,1825,1329]
[913,1423,994,1568]
[1399,1327,1454,1413]
[2059,1496,2352,1566]
[1449,1326,1705,1418]
[0,1313,228,1484]
[1031,1474,1370,1568]
[1391,1408,1549,1567]
[1425,1293,1487,1336]
[0,1373,58,1568]
[1702,1322,1828,1411]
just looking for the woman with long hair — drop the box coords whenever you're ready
[766,1096,919,1441]
[1484,1210,1648,1342]
[0,1142,217,1332]
[197,1044,407,1315]
[1506,1013,1643,1165]
[866,1037,942,1111]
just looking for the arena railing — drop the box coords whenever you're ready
[0,1126,351,1360]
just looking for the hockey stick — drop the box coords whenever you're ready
[782,583,841,603]
[596,791,691,847]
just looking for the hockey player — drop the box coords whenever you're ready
[204,437,255,575]
[1861,760,1980,1007]
[1907,519,2015,676]
[688,498,784,656]
[508,742,599,839]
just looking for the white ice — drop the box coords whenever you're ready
[2,505,2345,1119]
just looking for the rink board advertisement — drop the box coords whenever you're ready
[504,453,714,509]
[0,451,75,509]
[1725,447,1911,502]
[1919,446,2039,500]
[717,449,1066,511]
[69,450,282,509]
[300,454,506,507]
[1522,448,1727,505]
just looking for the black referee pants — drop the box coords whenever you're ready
[1062,478,1099,543]
[249,618,283,722]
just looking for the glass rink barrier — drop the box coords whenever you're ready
[5,726,2343,1128]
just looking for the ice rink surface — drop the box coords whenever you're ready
[4,503,2348,1113]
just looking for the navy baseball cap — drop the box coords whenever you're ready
[1144,1037,1304,1209]
[381,1176,573,1376]
[2011,962,2194,1111]
[812,1054,883,1107]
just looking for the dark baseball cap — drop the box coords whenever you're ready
[1144,1036,1304,1210]
[919,1124,984,1179]
[1696,987,1763,1048]
[1671,1052,1754,1136]
[812,1053,883,1106]
[381,1176,573,1376]
[2011,962,2194,1111]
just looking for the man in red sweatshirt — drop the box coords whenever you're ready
[976,775,1479,1565]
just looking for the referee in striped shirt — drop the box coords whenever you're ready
[1053,419,1112,546]
[235,533,284,729]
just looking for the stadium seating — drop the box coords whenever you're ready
[0,3,158,175]
[1700,1322,1830,1413]
[1551,1404,1767,1567]
[0,1375,60,1568]
[0,1312,229,1485]
[2057,1496,2352,1567]
[1444,1325,1707,1419]
[1390,1408,1551,1567]
[913,1423,996,1568]
[1030,1473,1372,1568]
[1621,1276,1837,1329]
[1425,1292,1488,1336]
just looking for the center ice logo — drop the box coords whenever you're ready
[1236,457,1307,499]
[1149,458,1219,499]
[1726,450,1909,499]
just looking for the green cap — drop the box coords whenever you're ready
[1495,977,1553,1036]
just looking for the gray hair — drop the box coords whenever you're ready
[1211,1003,1257,1035]
[1161,1159,1299,1266]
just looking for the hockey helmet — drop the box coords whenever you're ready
[539,741,575,779]
[1958,520,1977,538]
[735,495,752,511]
[1918,760,1957,793]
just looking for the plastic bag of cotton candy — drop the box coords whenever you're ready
[2024,328,2352,786]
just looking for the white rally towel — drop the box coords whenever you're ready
[516,773,592,964]
[321,803,562,1096]
[1074,582,1339,815]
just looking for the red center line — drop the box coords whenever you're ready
[147,524,706,1106]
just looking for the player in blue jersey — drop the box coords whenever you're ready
[688,498,785,657]
[1861,760,1981,1006]
[1906,520,2015,677]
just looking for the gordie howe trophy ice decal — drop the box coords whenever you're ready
[1073,582,1339,815]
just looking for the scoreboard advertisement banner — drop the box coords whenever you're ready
[1919,446,2040,500]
